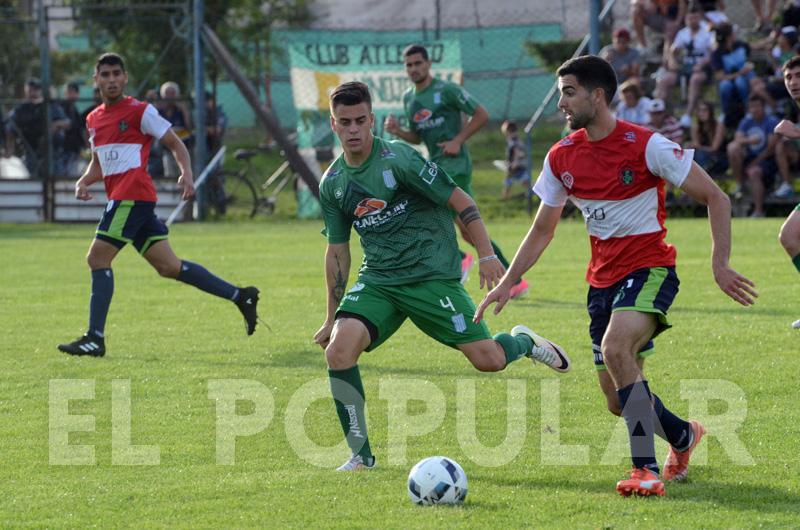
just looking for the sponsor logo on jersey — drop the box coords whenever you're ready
[326,169,342,178]
[624,131,637,142]
[354,198,387,218]
[413,109,433,123]
[619,167,634,185]
[348,282,365,293]
[561,171,574,189]
[382,169,397,189]
[419,161,438,185]
[559,138,574,146]
[673,147,685,161]
[380,148,396,159]
[353,200,408,229]
[118,120,128,132]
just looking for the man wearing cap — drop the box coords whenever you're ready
[648,99,684,145]
[600,28,642,85]
[5,77,70,177]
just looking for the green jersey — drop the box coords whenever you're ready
[320,137,461,285]
[402,78,480,180]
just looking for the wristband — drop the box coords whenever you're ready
[479,254,498,264]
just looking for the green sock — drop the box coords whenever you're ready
[328,365,372,459]
[793,253,800,273]
[491,240,510,268]
[493,332,534,366]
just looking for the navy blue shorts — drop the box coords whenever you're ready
[95,200,169,255]
[587,267,679,370]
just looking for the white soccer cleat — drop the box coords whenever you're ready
[511,325,571,373]
[792,319,800,330]
[336,454,376,472]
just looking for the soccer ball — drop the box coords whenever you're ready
[407,456,468,506]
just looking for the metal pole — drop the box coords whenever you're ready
[589,0,601,55]
[192,0,207,220]
[38,0,53,221]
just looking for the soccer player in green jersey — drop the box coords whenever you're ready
[774,55,800,329]
[384,44,529,299]
[315,81,571,471]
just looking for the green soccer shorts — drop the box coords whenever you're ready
[335,278,491,351]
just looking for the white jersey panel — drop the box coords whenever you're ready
[645,133,693,187]
[140,104,171,140]
[574,187,661,240]
[95,143,143,177]
[532,154,569,207]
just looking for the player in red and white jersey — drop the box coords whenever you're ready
[58,53,260,358]
[475,55,757,496]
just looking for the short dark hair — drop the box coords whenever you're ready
[66,81,80,93]
[402,44,429,61]
[95,53,125,73]
[330,81,372,110]
[556,55,618,105]
[783,55,800,72]
[748,94,766,105]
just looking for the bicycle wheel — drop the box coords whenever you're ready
[209,170,259,219]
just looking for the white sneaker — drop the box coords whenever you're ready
[773,182,795,199]
[792,319,800,329]
[336,454,376,471]
[679,114,692,128]
[511,325,571,373]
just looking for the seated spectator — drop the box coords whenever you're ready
[688,100,728,175]
[774,136,798,198]
[648,98,684,143]
[711,23,755,126]
[631,0,687,50]
[727,94,780,216]
[158,81,192,179]
[500,120,530,200]
[204,91,227,156]
[59,81,84,176]
[600,28,642,84]
[654,4,714,127]
[751,0,778,32]
[783,0,800,28]
[615,79,652,125]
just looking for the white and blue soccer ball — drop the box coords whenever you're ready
[407,456,468,506]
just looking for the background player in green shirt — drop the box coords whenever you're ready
[384,44,529,299]
[314,81,571,471]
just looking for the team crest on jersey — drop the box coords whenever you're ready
[560,171,574,189]
[354,198,387,218]
[118,120,128,132]
[380,148,396,160]
[382,169,397,189]
[619,167,635,185]
[673,147,685,161]
[413,109,433,123]
[559,138,573,146]
[624,131,636,142]
[334,188,343,199]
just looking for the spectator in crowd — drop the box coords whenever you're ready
[204,91,227,156]
[600,28,642,85]
[158,81,192,179]
[648,98,684,144]
[711,23,755,126]
[144,89,164,178]
[782,0,800,28]
[752,0,779,31]
[59,81,84,176]
[698,0,728,26]
[615,79,651,125]
[688,99,728,176]
[5,77,70,178]
[631,0,687,51]
[773,134,798,198]
[654,4,714,127]
[727,94,780,216]
[500,120,530,200]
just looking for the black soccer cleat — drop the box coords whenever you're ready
[235,286,260,336]
[58,333,106,357]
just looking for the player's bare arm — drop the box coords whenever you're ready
[474,203,563,322]
[160,129,195,200]
[315,242,351,348]
[448,187,504,290]
[74,152,103,201]
[383,113,421,144]
[775,119,800,139]
[679,161,758,306]
[438,105,488,156]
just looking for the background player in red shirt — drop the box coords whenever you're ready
[475,55,757,497]
[58,53,260,357]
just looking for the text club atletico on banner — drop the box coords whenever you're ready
[288,40,463,148]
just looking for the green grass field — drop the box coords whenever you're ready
[1,217,798,528]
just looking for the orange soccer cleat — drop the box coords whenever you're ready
[663,420,706,482]
[616,467,665,497]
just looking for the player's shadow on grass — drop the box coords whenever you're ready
[481,471,800,511]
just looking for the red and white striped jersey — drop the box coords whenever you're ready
[533,120,693,288]
[86,96,171,202]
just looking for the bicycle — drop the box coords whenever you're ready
[205,148,294,219]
